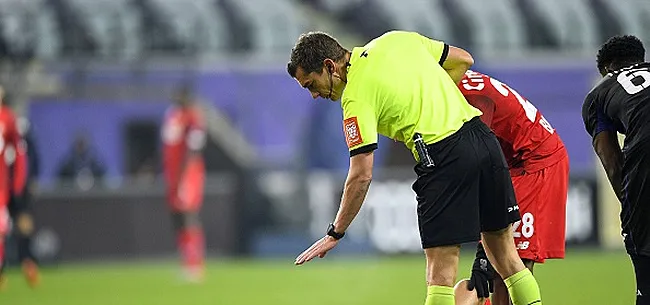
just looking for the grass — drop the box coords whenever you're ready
[0,249,635,305]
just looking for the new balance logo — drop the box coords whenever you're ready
[360,50,368,58]
[638,289,643,296]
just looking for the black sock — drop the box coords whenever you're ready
[17,235,34,262]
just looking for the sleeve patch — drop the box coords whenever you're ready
[343,117,363,148]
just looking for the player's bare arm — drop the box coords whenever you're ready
[442,46,474,84]
[295,151,374,265]
[593,130,624,202]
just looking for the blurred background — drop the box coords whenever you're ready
[0,0,647,304]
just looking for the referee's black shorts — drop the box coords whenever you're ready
[412,117,521,249]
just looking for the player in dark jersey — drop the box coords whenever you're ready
[582,35,650,305]
[454,71,569,305]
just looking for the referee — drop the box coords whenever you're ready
[288,31,542,305]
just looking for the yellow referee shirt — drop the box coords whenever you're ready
[341,31,482,160]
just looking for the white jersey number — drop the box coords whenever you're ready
[490,78,555,134]
[512,212,535,239]
[617,67,650,95]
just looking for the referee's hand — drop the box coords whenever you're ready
[295,236,339,265]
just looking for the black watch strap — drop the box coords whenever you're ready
[327,223,345,240]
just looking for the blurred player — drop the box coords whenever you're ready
[161,85,207,282]
[582,35,650,305]
[453,71,569,305]
[288,31,543,305]
[0,87,27,290]
[5,95,40,288]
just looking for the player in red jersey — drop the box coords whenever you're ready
[162,86,207,282]
[0,87,28,290]
[453,71,569,305]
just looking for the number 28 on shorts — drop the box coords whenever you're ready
[513,212,534,249]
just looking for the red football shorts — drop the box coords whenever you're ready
[169,159,205,213]
[511,155,569,263]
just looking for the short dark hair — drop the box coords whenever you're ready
[287,31,348,78]
[597,35,645,74]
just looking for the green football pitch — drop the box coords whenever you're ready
[0,249,635,305]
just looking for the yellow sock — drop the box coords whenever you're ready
[504,268,542,305]
[424,285,455,305]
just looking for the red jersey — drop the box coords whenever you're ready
[162,105,206,207]
[458,70,567,176]
[0,106,26,207]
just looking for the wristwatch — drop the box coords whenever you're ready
[326,223,345,240]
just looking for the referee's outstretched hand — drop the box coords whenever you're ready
[295,236,340,265]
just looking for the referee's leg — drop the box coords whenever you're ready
[474,122,542,305]
[425,245,461,290]
[414,123,485,305]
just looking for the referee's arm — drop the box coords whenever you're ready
[441,45,474,84]
[418,33,473,84]
[332,151,374,234]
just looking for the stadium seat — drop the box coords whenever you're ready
[527,0,600,53]
[514,0,560,49]
[48,0,98,56]
[374,0,452,41]
[600,0,650,45]
[221,0,311,53]
[453,0,526,57]
[148,0,228,54]
[66,0,142,59]
[0,0,60,59]
[313,0,395,40]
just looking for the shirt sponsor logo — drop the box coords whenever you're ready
[344,117,363,148]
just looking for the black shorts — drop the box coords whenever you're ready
[631,254,650,305]
[412,117,521,249]
[7,192,30,218]
[623,149,650,256]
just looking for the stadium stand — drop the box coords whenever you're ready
[221,0,311,53]
[600,0,650,45]
[0,0,58,60]
[527,0,600,52]
[66,0,141,59]
[454,0,526,56]
[374,0,452,42]
[0,0,647,60]
[148,0,229,54]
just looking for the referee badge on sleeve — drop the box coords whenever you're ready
[343,117,363,148]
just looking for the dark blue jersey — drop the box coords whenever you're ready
[582,62,650,154]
